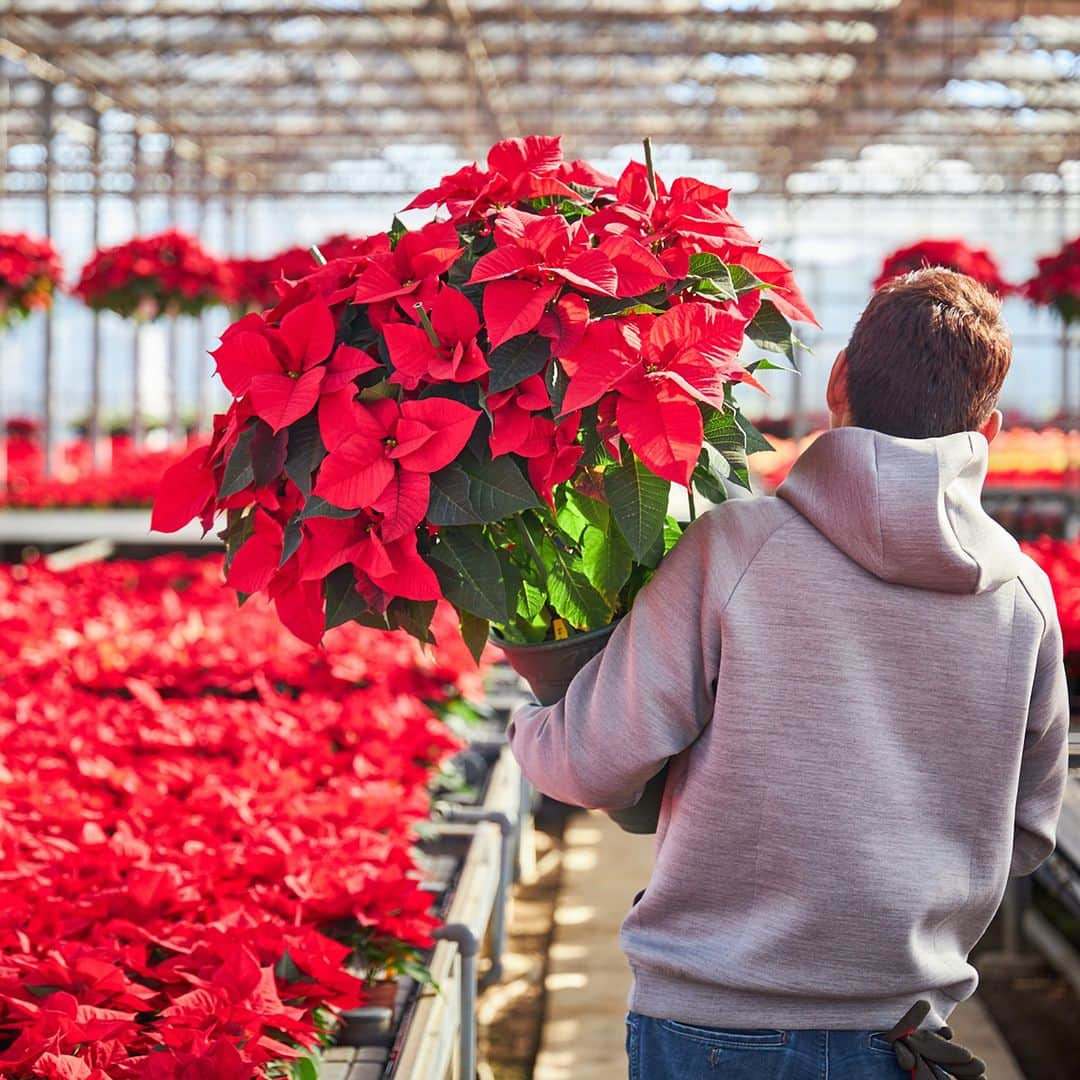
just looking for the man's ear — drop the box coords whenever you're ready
[979,408,1002,445]
[826,350,850,429]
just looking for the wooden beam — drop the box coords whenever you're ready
[439,0,517,141]
[22,0,1080,23]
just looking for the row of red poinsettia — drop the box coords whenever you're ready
[1022,537,1080,675]
[0,436,203,509]
[4,226,1079,333]
[0,230,382,327]
[874,236,1079,318]
[0,553,483,1078]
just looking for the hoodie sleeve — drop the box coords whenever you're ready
[1010,606,1070,877]
[507,501,791,810]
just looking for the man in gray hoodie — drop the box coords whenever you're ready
[508,268,1070,1079]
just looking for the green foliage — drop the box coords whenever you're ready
[324,565,368,630]
[428,526,510,624]
[284,412,326,496]
[603,456,670,561]
[746,298,798,362]
[218,425,256,498]
[486,333,552,394]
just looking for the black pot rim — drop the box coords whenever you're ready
[489,620,619,654]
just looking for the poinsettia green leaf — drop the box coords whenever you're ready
[457,608,490,665]
[324,564,368,630]
[687,255,736,300]
[293,1056,320,1080]
[284,412,326,496]
[428,464,484,526]
[581,522,633,604]
[496,548,524,626]
[603,456,670,562]
[702,407,751,490]
[555,496,593,546]
[587,289,667,318]
[459,452,539,521]
[692,442,730,504]
[541,535,612,629]
[388,215,408,247]
[746,299,796,361]
[486,333,552,394]
[688,252,726,277]
[219,507,254,575]
[729,264,772,294]
[280,512,303,567]
[664,515,683,553]
[747,356,794,374]
[274,949,306,984]
[299,496,362,520]
[516,578,548,621]
[545,356,569,417]
[566,488,610,531]
[219,425,256,498]
[736,413,774,455]
[251,424,288,488]
[386,598,437,644]
[428,526,509,624]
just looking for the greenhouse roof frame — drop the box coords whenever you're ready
[1,0,1078,199]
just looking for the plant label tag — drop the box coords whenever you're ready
[552,619,569,640]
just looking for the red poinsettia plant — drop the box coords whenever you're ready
[0,232,63,329]
[74,228,232,320]
[154,136,816,659]
[1022,236,1080,324]
[874,238,1012,295]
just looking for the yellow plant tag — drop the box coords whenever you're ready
[552,619,569,640]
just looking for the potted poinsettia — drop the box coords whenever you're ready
[0,232,63,330]
[154,137,816,694]
[1022,236,1080,325]
[874,238,1012,295]
[74,228,232,320]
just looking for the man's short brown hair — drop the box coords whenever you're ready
[844,267,1012,439]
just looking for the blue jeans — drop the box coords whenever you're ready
[626,1013,907,1079]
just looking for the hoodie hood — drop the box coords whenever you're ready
[777,427,1021,594]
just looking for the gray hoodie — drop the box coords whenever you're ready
[508,426,1069,1031]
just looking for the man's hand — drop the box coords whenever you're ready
[882,1000,987,1079]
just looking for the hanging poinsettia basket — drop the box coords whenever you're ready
[0,232,63,330]
[874,238,1012,296]
[153,136,817,660]
[1022,236,1080,325]
[74,228,232,320]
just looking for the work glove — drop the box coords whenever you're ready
[881,1000,987,1079]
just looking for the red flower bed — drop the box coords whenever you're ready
[73,230,232,320]
[0,233,62,329]
[0,553,480,1076]
[1,440,207,509]
[1022,236,1080,324]
[1022,537,1080,666]
[873,238,1012,295]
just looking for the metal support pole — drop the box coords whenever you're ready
[165,143,180,443]
[431,923,479,1080]
[41,81,55,477]
[195,154,211,435]
[89,110,103,469]
[433,804,515,987]
[0,75,7,488]
[131,127,144,449]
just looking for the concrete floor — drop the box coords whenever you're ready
[535,812,1025,1080]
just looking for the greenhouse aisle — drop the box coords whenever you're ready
[535,812,1025,1080]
